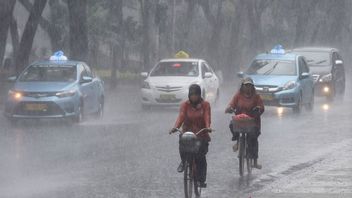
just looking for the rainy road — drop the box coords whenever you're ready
[0,81,351,198]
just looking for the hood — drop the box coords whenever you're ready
[308,65,332,75]
[147,76,199,87]
[13,81,75,92]
[247,75,298,87]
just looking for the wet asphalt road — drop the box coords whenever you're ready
[0,81,351,198]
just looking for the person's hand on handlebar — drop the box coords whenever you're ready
[225,106,233,114]
[204,128,213,133]
[169,127,179,134]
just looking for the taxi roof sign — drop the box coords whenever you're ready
[270,44,285,54]
[50,51,68,61]
[174,50,190,59]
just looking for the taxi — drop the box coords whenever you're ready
[238,45,315,113]
[140,51,220,109]
[4,51,104,123]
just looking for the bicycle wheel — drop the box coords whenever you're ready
[193,161,201,197]
[184,161,193,198]
[238,136,245,177]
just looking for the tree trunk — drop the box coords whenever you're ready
[15,0,47,74]
[0,0,16,66]
[180,0,196,51]
[139,0,152,71]
[67,0,88,62]
[109,0,123,89]
[10,16,19,61]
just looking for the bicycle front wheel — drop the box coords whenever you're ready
[184,161,193,198]
[247,157,253,174]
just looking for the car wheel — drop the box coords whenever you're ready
[293,94,302,114]
[95,97,104,118]
[74,105,84,123]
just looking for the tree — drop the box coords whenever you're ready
[15,0,47,74]
[67,0,89,62]
[0,0,16,66]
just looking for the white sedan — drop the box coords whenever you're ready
[140,58,220,109]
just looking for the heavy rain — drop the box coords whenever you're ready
[0,1,351,198]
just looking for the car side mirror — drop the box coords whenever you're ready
[237,72,244,78]
[80,76,93,84]
[140,72,148,78]
[335,60,343,65]
[300,72,310,79]
[204,72,213,78]
[7,76,17,82]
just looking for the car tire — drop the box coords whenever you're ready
[293,94,302,114]
[95,97,104,118]
[74,105,84,123]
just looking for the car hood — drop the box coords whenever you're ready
[247,75,298,87]
[13,82,75,92]
[147,76,199,87]
[308,65,332,75]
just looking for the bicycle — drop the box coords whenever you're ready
[227,109,257,176]
[170,128,211,198]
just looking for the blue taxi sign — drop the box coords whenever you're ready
[270,44,285,54]
[50,51,68,61]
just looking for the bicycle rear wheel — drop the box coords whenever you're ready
[184,161,193,198]
[238,136,245,176]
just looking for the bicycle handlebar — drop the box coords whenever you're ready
[170,128,213,135]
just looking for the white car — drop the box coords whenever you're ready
[140,58,220,108]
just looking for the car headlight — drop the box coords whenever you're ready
[56,89,76,98]
[283,81,297,90]
[142,81,151,89]
[319,73,332,82]
[8,90,23,100]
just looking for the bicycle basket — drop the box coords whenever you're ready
[232,115,257,133]
[179,132,200,154]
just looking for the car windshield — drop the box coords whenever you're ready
[19,65,77,82]
[150,62,199,77]
[294,51,330,66]
[246,59,297,76]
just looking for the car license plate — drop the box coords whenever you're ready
[259,94,273,101]
[159,94,176,100]
[25,103,48,111]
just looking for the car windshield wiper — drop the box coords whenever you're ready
[315,60,327,64]
[306,59,314,63]
[263,62,278,75]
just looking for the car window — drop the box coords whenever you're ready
[150,61,199,77]
[299,57,309,74]
[83,64,93,77]
[19,65,77,82]
[294,51,330,66]
[247,59,297,76]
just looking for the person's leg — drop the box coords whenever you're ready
[178,136,186,172]
[195,140,209,187]
[229,121,239,141]
[247,133,261,169]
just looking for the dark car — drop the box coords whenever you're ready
[292,47,346,100]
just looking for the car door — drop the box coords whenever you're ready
[83,63,100,111]
[78,64,95,113]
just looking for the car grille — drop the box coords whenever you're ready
[155,86,183,93]
[14,101,64,116]
[155,98,182,103]
[255,85,282,93]
[312,74,320,83]
[23,92,57,98]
